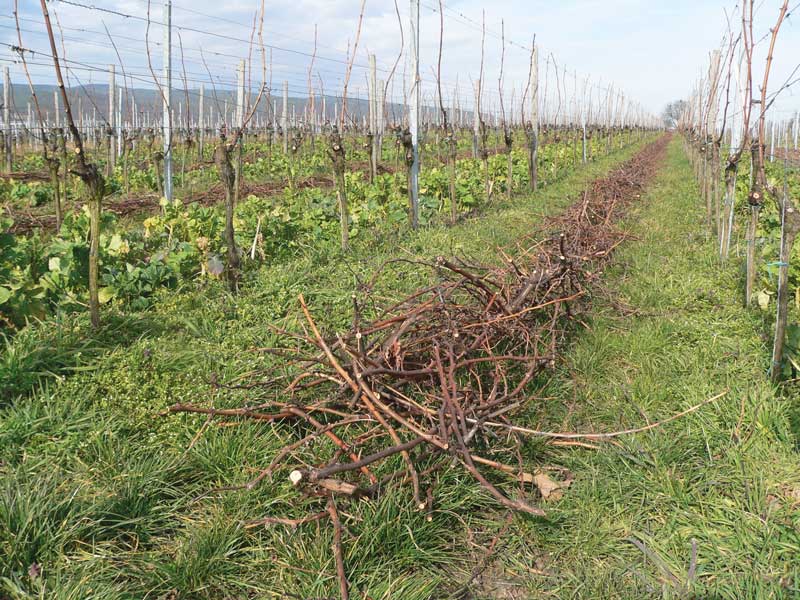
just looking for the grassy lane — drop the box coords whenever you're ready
[0,139,656,599]
[480,137,800,599]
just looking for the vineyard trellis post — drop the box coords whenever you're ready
[764,0,796,380]
[236,61,245,128]
[408,0,420,229]
[434,0,457,222]
[378,79,385,159]
[233,59,245,274]
[198,83,204,156]
[162,0,173,201]
[282,80,288,154]
[771,180,800,382]
[582,120,587,163]
[116,85,123,159]
[794,111,798,149]
[717,22,747,264]
[3,66,10,173]
[472,81,480,158]
[108,65,115,174]
[54,89,60,128]
[706,50,721,238]
[369,53,378,182]
[529,43,539,191]
[769,120,776,162]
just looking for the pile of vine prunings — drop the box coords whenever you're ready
[168,136,670,597]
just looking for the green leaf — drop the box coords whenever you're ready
[107,233,124,252]
[0,286,11,305]
[757,290,771,311]
[98,287,116,304]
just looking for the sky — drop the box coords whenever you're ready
[2,0,800,122]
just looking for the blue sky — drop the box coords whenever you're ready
[3,0,799,119]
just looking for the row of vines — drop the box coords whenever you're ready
[684,0,800,381]
[2,0,657,334]
[1,117,647,330]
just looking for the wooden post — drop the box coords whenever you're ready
[162,0,173,200]
[369,54,378,181]
[770,120,776,162]
[282,80,289,153]
[108,65,116,171]
[409,0,420,229]
[529,44,539,191]
[3,67,11,173]
[117,85,123,158]
[236,61,245,128]
[54,89,60,128]
[706,50,721,236]
[377,79,385,158]
[198,83,204,154]
[771,201,800,382]
[473,81,480,158]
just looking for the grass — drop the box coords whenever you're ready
[469,137,800,599]
[4,134,797,599]
[0,139,651,599]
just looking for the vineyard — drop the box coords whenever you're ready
[1,1,800,599]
